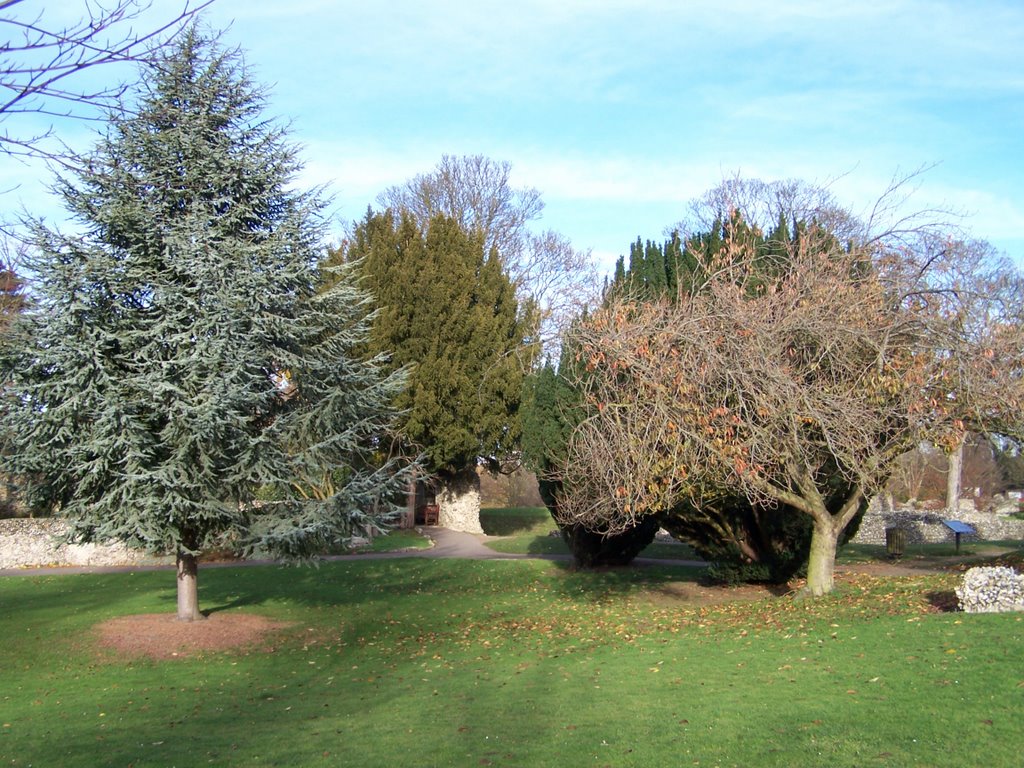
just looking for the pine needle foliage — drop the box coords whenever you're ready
[0,29,410,614]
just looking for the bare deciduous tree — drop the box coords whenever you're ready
[559,181,1024,596]
[887,444,945,504]
[675,174,862,245]
[1,0,212,160]
[377,154,597,351]
[378,154,542,260]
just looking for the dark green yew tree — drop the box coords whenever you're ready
[340,209,537,526]
[0,29,410,621]
[521,343,658,569]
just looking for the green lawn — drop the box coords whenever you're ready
[351,527,433,553]
[480,507,700,561]
[2,555,1022,767]
[837,539,1024,564]
[479,506,556,537]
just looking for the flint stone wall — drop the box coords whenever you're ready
[0,518,172,569]
[437,470,483,534]
[955,566,1024,613]
[852,497,1024,546]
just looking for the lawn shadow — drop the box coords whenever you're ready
[192,557,464,616]
[0,569,179,629]
[541,558,709,603]
[525,533,570,557]
[202,593,261,616]
[926,589,960,612]
[479,508,555,538]
[642,577,794,608]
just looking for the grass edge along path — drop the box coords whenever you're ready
[1,555,1022,767]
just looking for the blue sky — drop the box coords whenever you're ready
[6,0,1023,274]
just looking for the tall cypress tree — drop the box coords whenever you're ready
[612,255,626,294]
[643,239,667,295]
[664,231,685,295]
[0,29,410,621]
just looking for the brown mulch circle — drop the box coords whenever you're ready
[95,612,293,661]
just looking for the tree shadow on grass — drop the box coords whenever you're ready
[541,558,709,602]
[525,534,571,557]
[926,589,960,612]
[0,569,176,628]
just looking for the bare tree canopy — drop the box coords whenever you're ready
[675,175,862,244]
[378,154,541,261]
[377,154,597,352]
[673,169,960,253]
[560,177,1024,596]
[1,0,212,159]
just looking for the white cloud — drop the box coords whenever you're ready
[7,0,1020,269]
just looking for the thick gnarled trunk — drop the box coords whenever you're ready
[804,517,840,597]
[176,551,204,622]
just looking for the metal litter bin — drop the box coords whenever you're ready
[885,526,905,558]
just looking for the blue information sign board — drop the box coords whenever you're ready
[942,520,977,553]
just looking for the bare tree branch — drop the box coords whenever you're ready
[376,154,599,355]
[1,0,214,160]
[560,176,1024,595]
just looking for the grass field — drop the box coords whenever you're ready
[2,544,1022,767]
[479,507,700,561]
[353,527,434,553]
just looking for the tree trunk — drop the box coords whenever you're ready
[176,550,204,622]
[946,437,964,515]
[803,517,840,597]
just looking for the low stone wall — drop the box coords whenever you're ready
[0,518,172,570]
[955,566,1024,613]
[852,499,1024,546]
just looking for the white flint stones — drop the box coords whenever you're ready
[955,566,1024,613]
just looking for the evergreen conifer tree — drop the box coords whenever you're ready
[664,231,685,295]
[612,255,625,288]
[643,239,667,295]
[0,29,410,621]
[339,209,536,531]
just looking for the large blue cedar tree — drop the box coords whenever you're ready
[1,29,410,620]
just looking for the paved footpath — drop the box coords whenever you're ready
[0,526,708,578]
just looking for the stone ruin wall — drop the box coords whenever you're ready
[956,566,1024,613]
[4,494,1021,568]
[0,518,172,570]
[436,470,484,534]
[851,495,1024,546]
